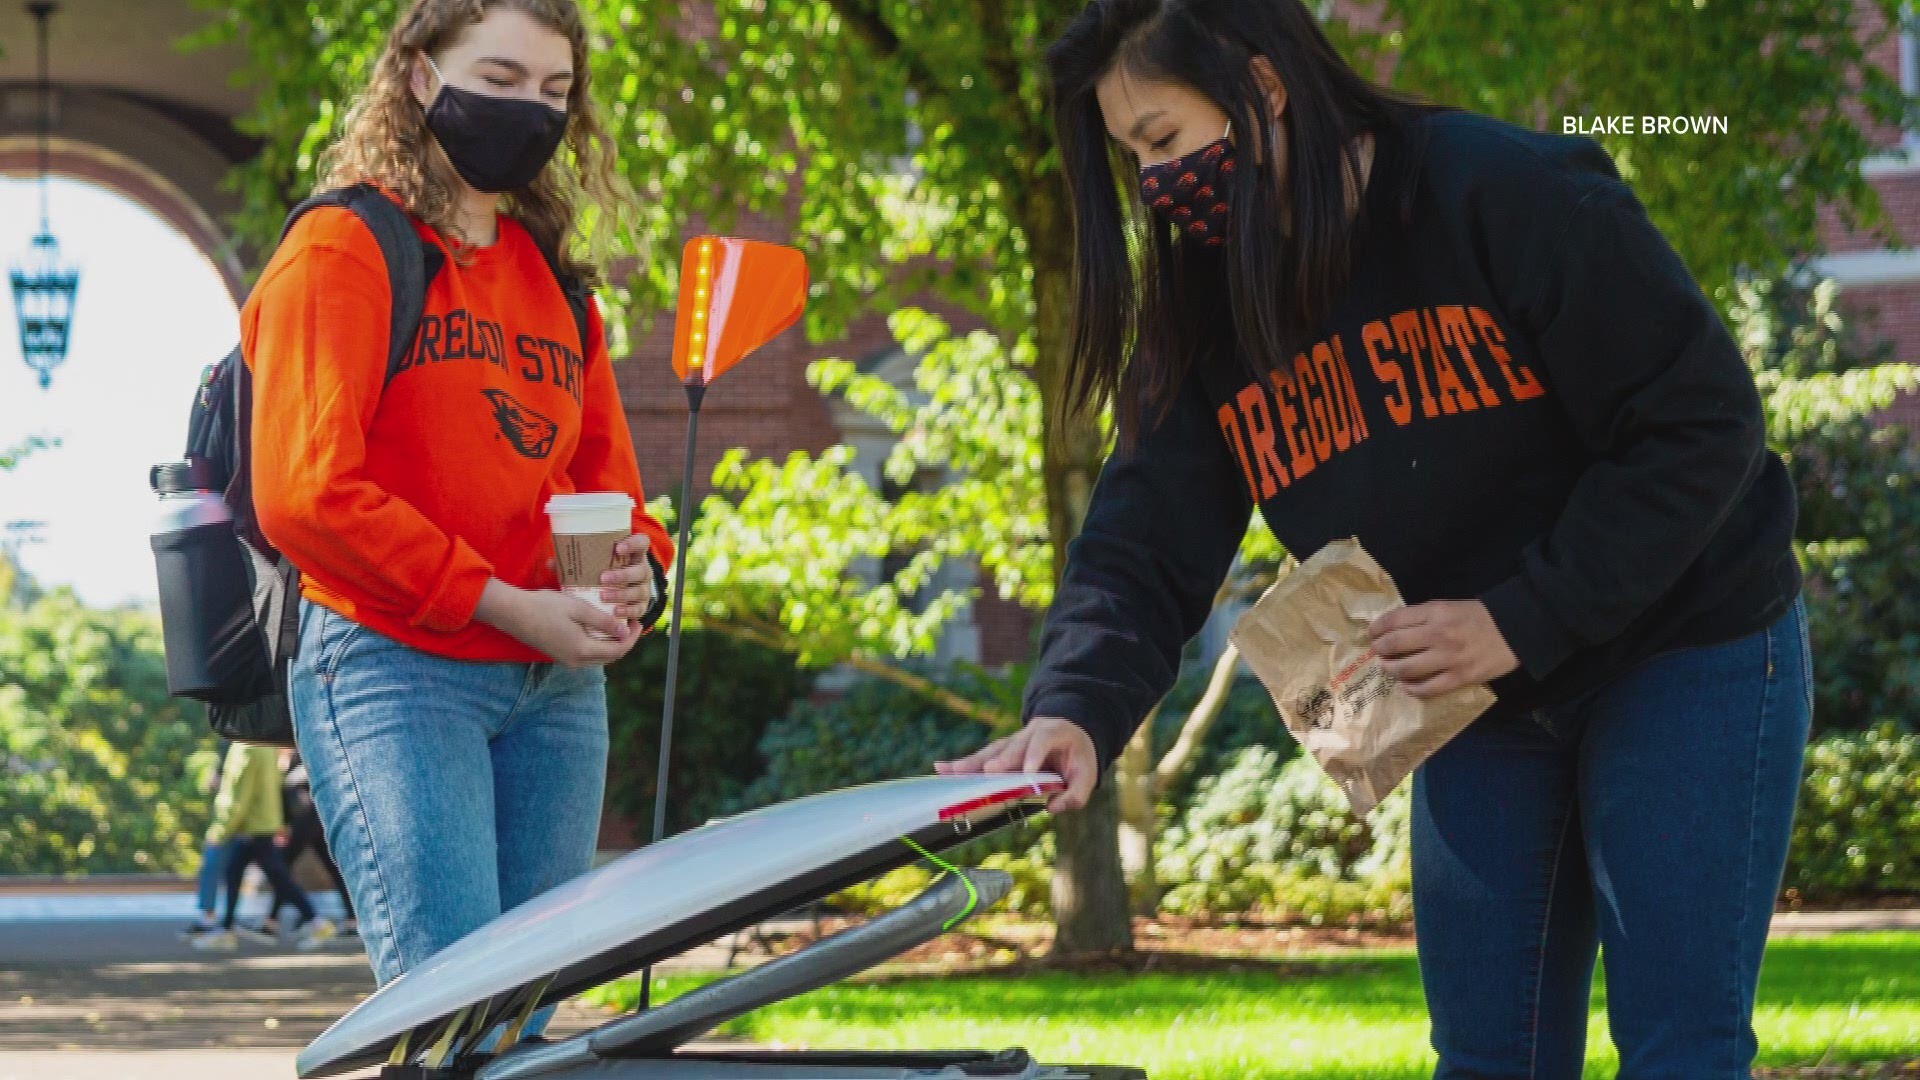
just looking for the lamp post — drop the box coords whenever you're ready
[8,0,79,391]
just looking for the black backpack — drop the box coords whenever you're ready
[151,184,590,746]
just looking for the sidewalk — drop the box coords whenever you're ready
[0,892,767,1080]
[0,1050,303,1080]
[1770,907,1920,935]
[0,917,619,1080]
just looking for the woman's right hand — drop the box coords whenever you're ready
[475,580,634,667]
[934,717,1098,813]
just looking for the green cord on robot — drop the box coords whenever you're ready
[901,836,980,932]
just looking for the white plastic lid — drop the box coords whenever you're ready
[545,492,635,516]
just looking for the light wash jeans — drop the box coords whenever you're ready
[288,598,609,1040]
[194,839,230,916]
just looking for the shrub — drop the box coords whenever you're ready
[732,662,1020,812]
[1783,722,1920,899]
[603,628,808,838]
[0,591,214,874]
[1157,747,1409,922]
[831,836,1054,921]
[1149,664,1298,815]
[736,663,1054,916]
[1733,270,1920,731]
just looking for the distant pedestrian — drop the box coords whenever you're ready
[192,742,337,952]
[270,752,357,936]
[178,740,231,940]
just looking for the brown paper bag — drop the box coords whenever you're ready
[1229,538,1496,815]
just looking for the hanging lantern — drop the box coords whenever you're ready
[10,234,79,390]
[8,0,78,390]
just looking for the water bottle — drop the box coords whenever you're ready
[150,461,230,531]
[149,460,257,700]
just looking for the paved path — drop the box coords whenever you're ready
[1768,907,1920,935]
[0,1050,307,1080]
[0,893,752,1080]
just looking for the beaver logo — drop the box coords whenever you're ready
[481,388,558,459]
[1295,686,1335,731]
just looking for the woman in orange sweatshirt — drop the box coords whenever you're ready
[241,0,672,1037]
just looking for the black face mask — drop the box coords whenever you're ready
[424,56,569,193]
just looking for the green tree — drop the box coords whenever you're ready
[0,591,215,875]
[603,626,809,837]
[194,0,1914,954]
[1350,0,1917,301]
[0,550,41,610]
[0,436,56,608]
[1731,269,1920,728]
[0,435,53,472]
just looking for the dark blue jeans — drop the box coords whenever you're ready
[1412,597,1811,1079]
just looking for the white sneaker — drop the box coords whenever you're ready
[191,929,239,952]
[296,918,338,952]
[234,922,280,946]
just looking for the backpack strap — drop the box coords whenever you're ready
[286,186,590,363]
[220,187,441,669]
[280,183,443,388]
[531,237,595,358]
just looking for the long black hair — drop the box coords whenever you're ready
[1049,0,1440,446]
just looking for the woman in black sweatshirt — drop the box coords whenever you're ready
[938,1,1809,1075]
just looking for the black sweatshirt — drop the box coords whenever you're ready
[1025,110,1803,775]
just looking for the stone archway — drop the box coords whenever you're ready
[0,91,254,303]
[0,2,255,300]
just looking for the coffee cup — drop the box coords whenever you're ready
[546,492,637,640]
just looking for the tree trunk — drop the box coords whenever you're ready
[1114,714,1161,915]
[1025,174,1134,958]
[1155,642,1242,794]
[1115,639,1242,916]
[1049,770,1134,957]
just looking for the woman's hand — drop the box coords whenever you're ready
[935,717,1098,813]
[475,580,636,668]
[1368,600,1519,698]
[599,534,658,624]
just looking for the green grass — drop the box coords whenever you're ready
[597,933,1920,1079]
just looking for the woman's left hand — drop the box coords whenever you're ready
[599,534,657,625]
[1368,600,1520,698]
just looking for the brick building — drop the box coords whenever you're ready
[1815,3,1920,424]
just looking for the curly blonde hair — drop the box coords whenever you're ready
[318,0,636,286]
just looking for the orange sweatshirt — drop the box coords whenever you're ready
[241,205,675,663]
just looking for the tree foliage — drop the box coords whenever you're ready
[603,625,808,837]
[197,1,1913,313]
[0,435,54,472]
[1360,0,1916,300]
[1732,270,1920,729]
[1784,723,1920,897]
[0,592,215,875]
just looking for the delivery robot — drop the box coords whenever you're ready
[297,773,1149,1080]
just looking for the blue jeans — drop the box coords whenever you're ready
[195,839,230,916]
[1413,598,1811,1079]
[289,598,609,1036]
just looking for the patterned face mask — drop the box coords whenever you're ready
[1139,120,1236,247]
